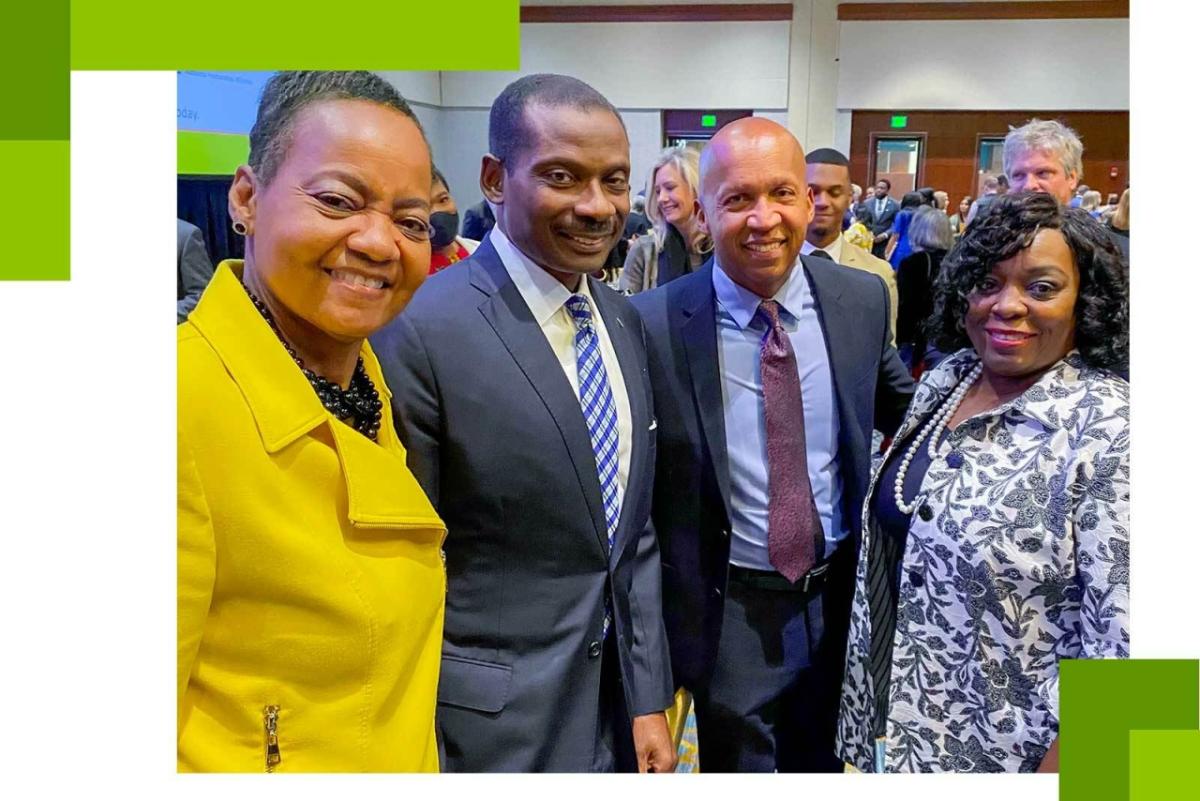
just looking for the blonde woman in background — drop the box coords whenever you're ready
[949,195,972,239]
[1081,189,1103,217]
[621,144,712,293]
[1109,189,1129,234]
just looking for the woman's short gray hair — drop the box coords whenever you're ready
[908,206,954,252]
[1003,118,1084,183]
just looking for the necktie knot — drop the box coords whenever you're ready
[809,249,832,261]
[565,294,595,331]
[758,299,786,332]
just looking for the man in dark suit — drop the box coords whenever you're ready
[461,197,495,241]
[865,177,898,257]
[372,73,675,773]
[630,118,913,772]
[177,218,215,323]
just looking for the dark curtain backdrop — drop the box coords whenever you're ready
[178,175,245,265]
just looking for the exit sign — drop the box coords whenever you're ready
[890,115,908,128]
[701,114,717,128]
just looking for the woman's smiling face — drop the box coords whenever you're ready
[965,228,1079,383]
[236,98,433,343]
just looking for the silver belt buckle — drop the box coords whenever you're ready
[801,560,830,592]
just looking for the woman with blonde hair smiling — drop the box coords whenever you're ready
[620,143,711,293]
[177,71,446,772]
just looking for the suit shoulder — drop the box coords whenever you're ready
[846,242,893,275]
[807,254,889,310]
[628,269,701,329]
[591,279,645,328]
[402,259,480,316]
[808,253,875,288]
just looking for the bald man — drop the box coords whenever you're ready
[630,119,913,772]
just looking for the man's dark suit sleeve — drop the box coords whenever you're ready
[177,224,215,323]
[870,274,916,436]
[379,314,442,506]
[626,515,675,715]
[623,314,675,716]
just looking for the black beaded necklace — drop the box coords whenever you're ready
[243,285,383,441]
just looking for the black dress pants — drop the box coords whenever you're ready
[693,547,853,773]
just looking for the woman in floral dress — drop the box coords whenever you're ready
[837,192,1129,773]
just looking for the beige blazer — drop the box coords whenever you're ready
[839,238,899,346]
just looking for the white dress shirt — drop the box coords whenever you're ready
[712,258,846,568]
[801,236,844,263]
[489,224,634,511]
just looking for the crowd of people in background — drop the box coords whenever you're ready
[177,73,1129,775]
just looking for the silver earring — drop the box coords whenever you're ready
[232,220,248,235]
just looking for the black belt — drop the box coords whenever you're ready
[728,558,835,594]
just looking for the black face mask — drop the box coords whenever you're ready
[430,211,460,249]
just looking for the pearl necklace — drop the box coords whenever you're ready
[892,362,983,515]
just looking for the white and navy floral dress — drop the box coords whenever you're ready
[837,349,1129,772]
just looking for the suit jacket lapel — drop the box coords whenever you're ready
[589,280,647,562]
[802,257,870,538]
[470,245,610,557]
[677,263,733,525]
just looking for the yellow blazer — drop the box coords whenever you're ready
[178,261,446,772]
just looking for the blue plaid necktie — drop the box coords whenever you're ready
[565,293,621,637]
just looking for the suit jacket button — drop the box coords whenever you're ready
[720,528,730,538]
[918,504,933,521]
[908,570,925,588]
[588,641,602,658]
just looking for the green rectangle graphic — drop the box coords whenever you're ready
[178,131,249,176]
[1060,659,1199,801]
[1130,730,1200,800]
[1,2,70,140]
[0,141,70,280]
[71,0,520,70]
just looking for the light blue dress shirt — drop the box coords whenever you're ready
[713,259,846,570]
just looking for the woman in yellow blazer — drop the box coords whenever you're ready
[178,71,446,772]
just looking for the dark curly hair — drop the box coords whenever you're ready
[928,191,1128,372]
[248,71,427,186]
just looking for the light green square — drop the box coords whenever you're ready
[0,141,69,280]
[1130,730,1200,799]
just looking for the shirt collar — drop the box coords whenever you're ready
[712,255,809,331]
[802,236,843,263]
[489,221,590,325]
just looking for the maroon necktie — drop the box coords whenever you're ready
[758,299,822,582]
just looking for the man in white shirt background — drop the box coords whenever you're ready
[801,148,898,345]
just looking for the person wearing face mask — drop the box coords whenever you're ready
[837,192,1129,773]
[619,144,711,294]
[428,167,479,275]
